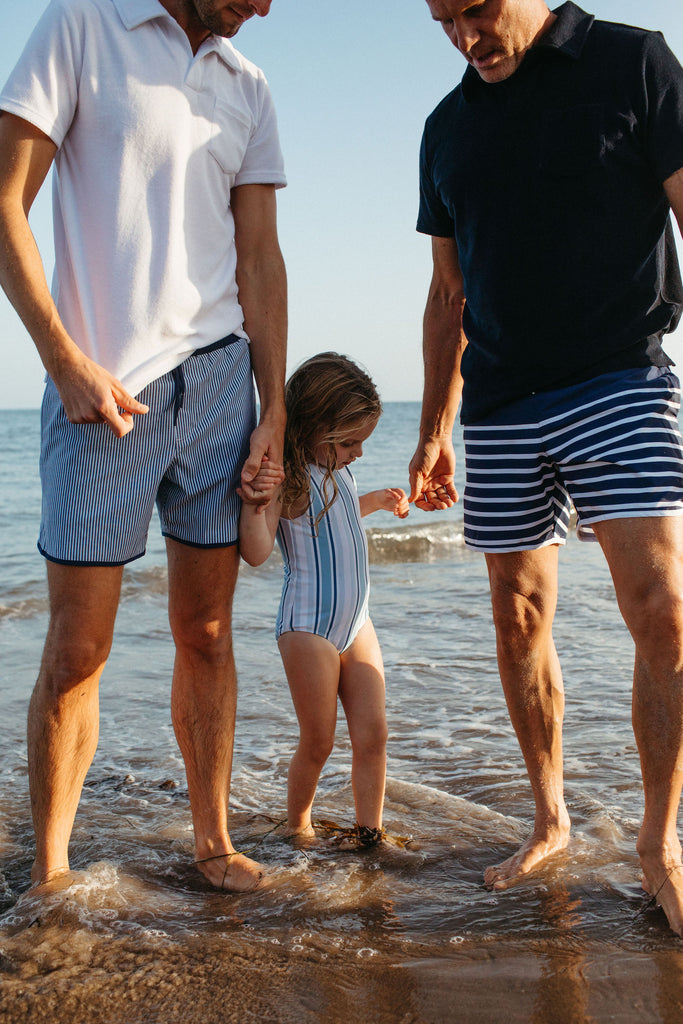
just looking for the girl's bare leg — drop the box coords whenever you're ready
[339,619,387,829]
[278,631,341,835]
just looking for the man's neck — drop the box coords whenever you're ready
[158,0,210,54]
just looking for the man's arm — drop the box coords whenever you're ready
[409,235,466,511]
[231,183,287,497]
[665,167,683,235]
[0,113,148,436]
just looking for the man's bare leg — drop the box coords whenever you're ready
[483,545,571,889]
[594,516,683,936]
[28,563,123,885]
[166,540,265,893]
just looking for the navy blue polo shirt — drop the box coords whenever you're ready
[418,2,683,423]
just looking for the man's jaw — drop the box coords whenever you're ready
[467,48,500,72]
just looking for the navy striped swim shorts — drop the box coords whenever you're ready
[38,336,256,566]
[462,367,683,553]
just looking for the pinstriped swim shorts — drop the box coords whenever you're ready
[38,335,256,566]
[462,367,683,553]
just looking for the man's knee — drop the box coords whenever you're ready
[624,581,683,665]
[489,582,554,654]
[170,609,234,662]
[486,551,558,653]
[39,629,112,697]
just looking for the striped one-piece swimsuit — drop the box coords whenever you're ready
[275,464,369,653]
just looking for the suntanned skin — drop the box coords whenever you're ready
[412,0,683,936]
[1,0,285,893]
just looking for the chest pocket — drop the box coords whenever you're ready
[208,99,253,177]
[539,103,606,176]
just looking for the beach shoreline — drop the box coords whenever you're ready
[3,924,682,1024]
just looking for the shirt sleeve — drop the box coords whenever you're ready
[416,119,455,238]
[642,31,683,184]
[0,0,81,147]
[234,73,287,188]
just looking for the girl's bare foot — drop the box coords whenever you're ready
[281,822,316,840]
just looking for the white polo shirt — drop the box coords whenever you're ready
[0,0,287,395]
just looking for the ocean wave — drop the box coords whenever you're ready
[367,520,465,563]
[0,588,48,621]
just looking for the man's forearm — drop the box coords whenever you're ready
[238,246,287,427]
[0,118,74,379]
[419,285,466,442]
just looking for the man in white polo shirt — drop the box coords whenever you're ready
[0,0,286,893]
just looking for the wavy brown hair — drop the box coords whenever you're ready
[282,352,382,525]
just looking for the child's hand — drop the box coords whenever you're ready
[237,455,284,512]
[380,487,410,518]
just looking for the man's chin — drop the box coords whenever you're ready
[471,53,524,83]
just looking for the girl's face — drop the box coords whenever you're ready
[314,416,378,468]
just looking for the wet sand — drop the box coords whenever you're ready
[3,926,683,1024]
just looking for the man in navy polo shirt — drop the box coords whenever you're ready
[409,0,683,935]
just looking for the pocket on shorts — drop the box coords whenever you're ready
[208,99,253,177]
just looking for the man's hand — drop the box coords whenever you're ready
[238,453,284,513]
[53,349,148,438]
[240,424,285,510]
[408,437,458,511]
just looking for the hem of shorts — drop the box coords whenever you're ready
[37,543,146,567]
[463,534,567,554]
[161,532,238,549]
[577,507,683,533]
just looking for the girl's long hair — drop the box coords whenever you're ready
[282,352,382,525]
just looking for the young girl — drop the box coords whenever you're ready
[239,352,408,845]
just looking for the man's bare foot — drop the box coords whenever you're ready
[484,822,571,891]
[194,851,268,893]
[641,857,683,937]
[20,869,80,903]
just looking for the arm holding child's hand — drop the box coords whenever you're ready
[359,488,410,519]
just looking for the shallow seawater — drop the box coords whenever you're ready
[2,407,683,1023]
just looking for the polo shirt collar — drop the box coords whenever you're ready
[461,1,594,101]
[111,0,244,72]
[113,0,170,31]
[200,36,244,73]
[536,2,595,60]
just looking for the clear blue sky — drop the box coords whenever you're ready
[1,0,682,407]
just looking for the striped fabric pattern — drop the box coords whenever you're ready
[275,464,370,653]
[38,338,255,566]
[463,368,683,553]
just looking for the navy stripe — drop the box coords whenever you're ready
[463,368,683,552]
